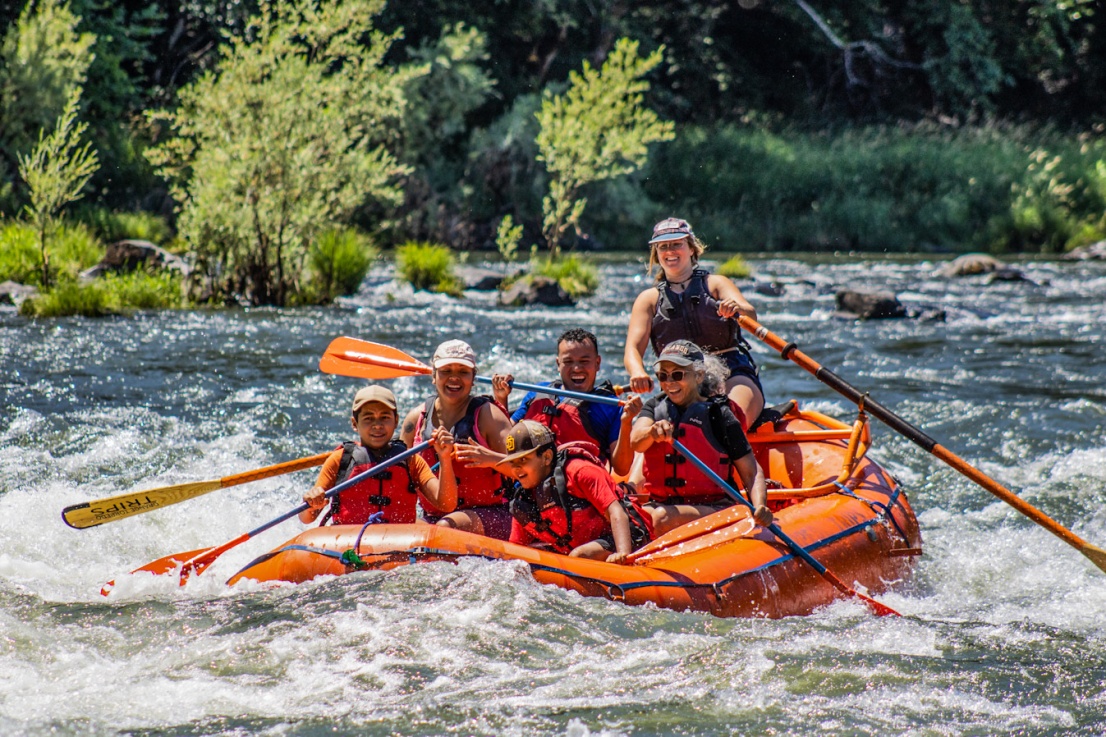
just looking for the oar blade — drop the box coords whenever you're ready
[855,592,900,617]
[1081,542,1106,575]
[100,546,216,596]
[63,481,222,529]
[320,336,431,379]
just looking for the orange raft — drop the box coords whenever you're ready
[228,403,923,617]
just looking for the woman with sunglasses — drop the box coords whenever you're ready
[624,217,765,429]
[629,340,771,536]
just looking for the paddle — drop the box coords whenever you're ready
[63,452,331,530]
[673,439,901,617]
[320,337,626,404]
[101,441,431,595]
[737,315,1106,575]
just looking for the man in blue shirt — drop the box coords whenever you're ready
[490,329,640,477]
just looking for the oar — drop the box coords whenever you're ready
[102,442,431,595]
[63,452,331,530]
[673,439,900,617]
[738,315,1106,575]
[320,337,626,403]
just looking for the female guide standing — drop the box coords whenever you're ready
[623,217,765,429]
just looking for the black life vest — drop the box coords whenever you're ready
[641,396,749,504]
[325,440,418,525]
[415,394,510,512]
[521,380,616,460]
[509,443,652,554]
[650,268,750,355]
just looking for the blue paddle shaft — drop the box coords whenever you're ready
[246,441,432,538]
[475,376,622,406]
[672,439,830,576]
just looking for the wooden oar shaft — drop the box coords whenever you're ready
[672,439,899,616]
[63,452,331,529]
[738,315,1106,570]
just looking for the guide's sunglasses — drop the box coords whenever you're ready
[655,369,688,383]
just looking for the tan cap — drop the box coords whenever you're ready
[653,339,705,369]
[502,420,556,463]
[352,385,397,413]
[432,339,477,369]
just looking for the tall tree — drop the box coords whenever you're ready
[147,0,419,306]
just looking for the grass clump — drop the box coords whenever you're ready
[19,272,186,317]
[716,254,752,279]
[74,207,174,245]
[395,241,463,297]
[0,220,102,286]
[308,227,378,301]
[530,253,599,297]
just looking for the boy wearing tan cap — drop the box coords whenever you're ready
[502,420,652,563]
[301,385,457,526]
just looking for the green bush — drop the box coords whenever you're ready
[0,221,39,283]
[104,271,185,309]
[716,254,752,279]
[0,219,102,286]
[531,254,599,297]
[308,227,378,301]
[19,271,186,317]
[641,122,1106,254]
[19,279,114,317]
[395,241,463,297]
[74,206,173,245]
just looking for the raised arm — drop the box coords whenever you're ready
[399,406,422,449]
[624,288,658,394]
[709,274,757,320]
[609,394,642,476]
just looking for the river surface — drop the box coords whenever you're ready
[2,255,1106,736]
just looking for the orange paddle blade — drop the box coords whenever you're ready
[320,337,432,379]
[100,546,216,596]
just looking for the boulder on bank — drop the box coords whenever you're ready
[458,266,508,291]
[497,275,575,307]
[1063,241,1106,261]
[834,288,946,322]
[80,240,192,280]
[0,281,38,307]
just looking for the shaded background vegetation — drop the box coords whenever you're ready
[3,0,1106,307]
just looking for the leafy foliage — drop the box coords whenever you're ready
[146,0,418,306]
[18,89,100,287]
[716,255,752,280]
[536,37,674,256]
[395,241,463,297]
[530,253,598,298]
[495,215,522,263]
[0,0,95,210]
[307,227,378,301]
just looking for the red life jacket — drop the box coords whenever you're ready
[325,441,418,525]
[509,443,653,554]
[641,396,741,504]
[415,395,509,513]
[522,380,615,460]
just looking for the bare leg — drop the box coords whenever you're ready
[648,503,723,536]
[436,510,484,535]
[568,541,609,560]
[725,375,764,431]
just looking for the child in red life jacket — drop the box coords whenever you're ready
[629,340,771,537]
[489,328,642,477]
[502,420,653,564]
[300,385,457,526]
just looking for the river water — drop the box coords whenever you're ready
[2,255,1105,735]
